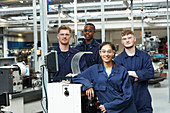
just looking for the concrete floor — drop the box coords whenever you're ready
[149,71,170,113]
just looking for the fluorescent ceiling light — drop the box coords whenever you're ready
[125,8,131,14]
[2,6,8,9]
[144,17,152,23]
[10,16,28,20]
[0,18,7,22]
[18,33,23,37]
[63,1,123,8]
[59,13,66,18]
[19,1,24,4]
[71,19,79,23]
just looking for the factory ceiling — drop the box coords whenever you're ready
[0,0,170,33]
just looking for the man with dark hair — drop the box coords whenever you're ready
[75,23,102,67]
[50,25,87,82]
[75,23,102,113]
[115,29,154,113]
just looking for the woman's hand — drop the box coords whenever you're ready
[99,105,107,113]
[86,87,94,98]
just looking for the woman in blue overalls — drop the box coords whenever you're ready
[70,42,137,113]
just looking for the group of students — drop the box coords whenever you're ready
[50,23,154,113]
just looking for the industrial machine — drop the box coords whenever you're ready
[0,93,9,110]
[47,83,82,113]
[0,53,41,112]
[0,57,27,112]
[144,35,160,52]
[46,51,94,113]
[0,57,27,93]
[0,62,27,93]
[136,32,167,86]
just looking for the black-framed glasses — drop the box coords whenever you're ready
[84,29,94,33]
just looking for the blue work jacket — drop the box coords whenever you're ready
[115,48,154,113]
[50,46,87,82]
[72,63,137,113]
[75,39,102,67]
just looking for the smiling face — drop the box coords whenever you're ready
[121,34,136,49]
[57,29,72,45]
[100,44,114,63]
[83,25,95,41]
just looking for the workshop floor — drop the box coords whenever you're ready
[149,70,170,113]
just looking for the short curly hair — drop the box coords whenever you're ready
[85,23,95,31]
[121,29,134,37]
[57,25,71,34]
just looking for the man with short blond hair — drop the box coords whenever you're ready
[50,25,87,82]
[115,29,154,113]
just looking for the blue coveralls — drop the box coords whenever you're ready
[75,39,102,67]
[76,39,102,113]
[49,46,87,82]
[115,48,154,113]
[72,63,137,113]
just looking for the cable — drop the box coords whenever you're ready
[40,65,48,113]
[41,97,47,113]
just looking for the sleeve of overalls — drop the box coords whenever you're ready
[135,53,154,82]
[72,66,94,91]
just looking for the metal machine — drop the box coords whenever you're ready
[136,32,167,86]
[144,36,160,52]
[136,36,160,53]
[0,57,27,112]
[0,62,27,94]
[47,51,93,113]
[47,83,82,113]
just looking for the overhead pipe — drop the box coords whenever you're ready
[58,5,61,27]
[85,9,87,25]
[131,0,134,31]
[3,27,8,57]
[141,0,144,45]
[33,0,38,72]
[101,0,105,42]
[74,0,78,46]
[0,1,169,16]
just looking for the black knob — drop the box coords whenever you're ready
[13,82,16,86]
[64,87,69,97]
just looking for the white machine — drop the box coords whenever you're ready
[46,52,92,113]
[47,82,82,113]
